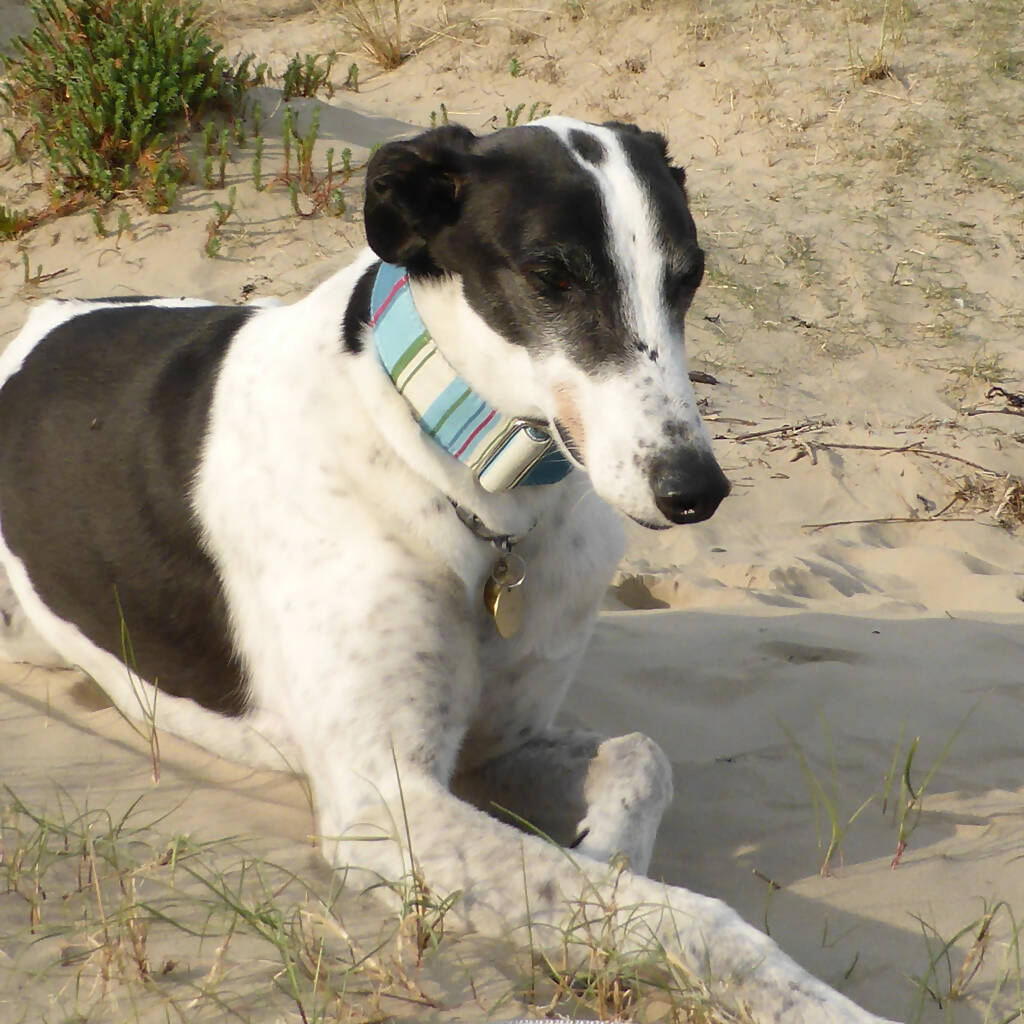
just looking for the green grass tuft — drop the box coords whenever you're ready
[0,203,29,238]
[282,51,337,99]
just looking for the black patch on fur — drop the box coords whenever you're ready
[0,304,253,716]
[341,261,380,354]
[569,129,606,165]
[364,125,476,275]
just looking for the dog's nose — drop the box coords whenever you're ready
[651,451,731,525]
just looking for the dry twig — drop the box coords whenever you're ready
[727,420,831,443]
[810,441,999,476]
[967,407,1024,420]
[803,515,978,532]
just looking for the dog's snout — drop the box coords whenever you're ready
[651,452,731,525]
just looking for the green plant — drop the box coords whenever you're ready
[531,858,740,1022]
[884,705,976,868]
[113,591,161,782]
[325,188,346,216]
[202,154,215,190]
[296,107,320,188]
[282,51,337,99]
[909,901,1023,1018]
[317,147,349,216]
[273,108,352,218]
[782,715,876,877]
[505,101,551,127]
[213,187,237,226]
[227,52,268,102]
[3,125,26,161]
[183,858,322,1016]
[252,136,265,191]
[204,185,237,259]
[281,106,295,177]
[288,180,303,218]
[1,203,29,239]
[217,127,230,187]
[279,105,320,188]
[139,150,181,211]
[2,0,260,202]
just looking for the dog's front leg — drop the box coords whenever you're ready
[224,509,889,1024]
[452,728,673,874]
[318,761,895,1024]
[255,562,480,887]
[264,584,893,1022]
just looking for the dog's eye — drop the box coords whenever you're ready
[666,250,705,304]
[528,265,575,295]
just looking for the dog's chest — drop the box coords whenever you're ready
[462,492,624,759]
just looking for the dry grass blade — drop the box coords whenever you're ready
[954,474,1024,529]
[846,0,903,84]
[323,0,404,69]
[532,864,750,1023]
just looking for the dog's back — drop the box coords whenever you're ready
[0,301,251,710]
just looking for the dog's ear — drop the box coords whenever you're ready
[364,125,477,265]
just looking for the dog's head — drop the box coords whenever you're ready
[363,117,729,529]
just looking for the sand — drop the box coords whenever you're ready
[1,0,1023,1021]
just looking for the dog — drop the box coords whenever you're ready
[0,117,894,1023]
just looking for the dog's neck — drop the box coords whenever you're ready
[370,262,571,493]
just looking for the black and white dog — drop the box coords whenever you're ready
[0,118,893,1023]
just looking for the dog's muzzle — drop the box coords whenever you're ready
[650,450,731,525]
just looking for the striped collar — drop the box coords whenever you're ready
[370,262,572,492]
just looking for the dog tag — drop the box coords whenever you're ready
[483,554,526,639]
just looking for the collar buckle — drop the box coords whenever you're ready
[476,418,559,492]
